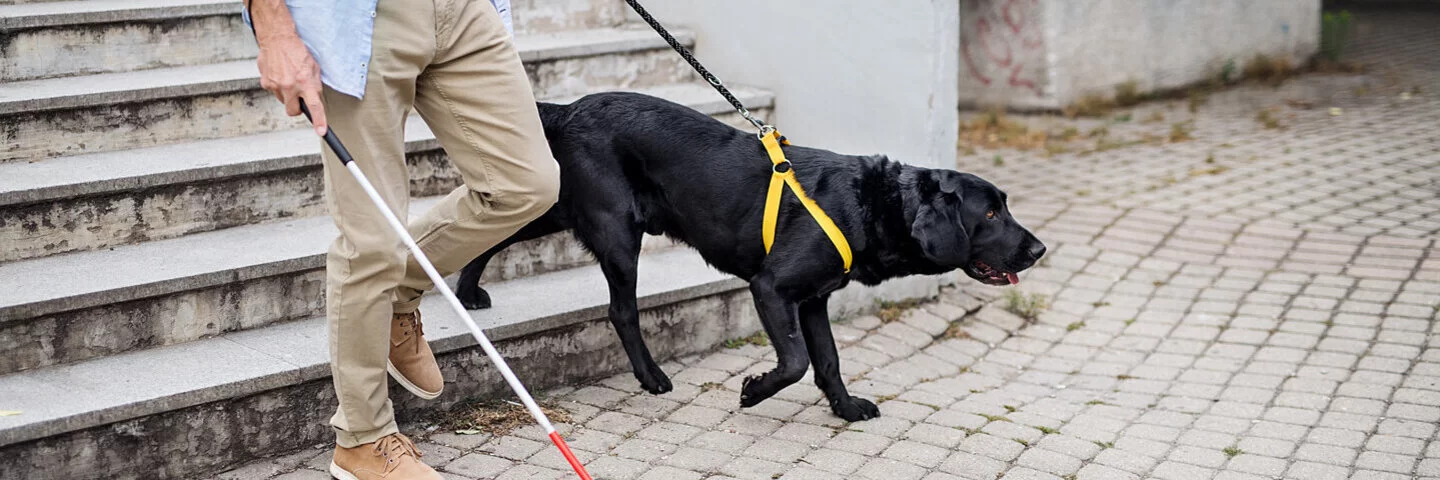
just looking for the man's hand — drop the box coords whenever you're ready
[248,0,327,136]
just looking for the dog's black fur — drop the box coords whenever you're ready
[456,92,1045,421]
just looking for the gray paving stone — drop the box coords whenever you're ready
[444,453,514,478]
[1152,460,1217,480]
[1092,448,1157,475]
[855,457,928,480]
[826,430,894,456]
[660,447,731,471]
[1356,450,1418,473]
[801,448,869,475]
[611,438,678,462]
[217,461,282,480]
[1013,447,1082,476]
[638,466,704,480]
[271,471,330,480]
[1285,460,1350,480]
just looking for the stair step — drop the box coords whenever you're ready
[0,26,698,162]
[0,83,773,263]
[0,176,701,375]
[0,247,753,479]
[0,0,629,81]
[0,0,238,29]
[0,0,250,83]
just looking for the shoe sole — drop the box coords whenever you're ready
[387,360,442,400]
[329,462,360,480]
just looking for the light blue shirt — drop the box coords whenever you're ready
[245,0,513,99]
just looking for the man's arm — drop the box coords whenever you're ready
[245,0,328,136]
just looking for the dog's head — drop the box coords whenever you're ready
[911,170,1045,285]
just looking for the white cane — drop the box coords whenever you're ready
[299,100,591,479]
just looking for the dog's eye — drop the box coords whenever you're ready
[986,210,996,220]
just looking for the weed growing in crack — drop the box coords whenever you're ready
[724,332,769,349]
[1003,290,1050,321]
[876,297,926,323]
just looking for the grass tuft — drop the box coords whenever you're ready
[1114,80,1145,106]
[1243,54,1295,86]
[1257,107,1284,130]
[876,298,926,323]
[724,332,770,349]
[1063,93,1115,118]
[957,111,1048,151]
[1003,290,1050,321]
[1321,10,1353,62]
[1168,122,1194,142]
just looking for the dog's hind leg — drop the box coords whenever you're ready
[799,296,880,421]
[739,271,810,408]
[591,223,673,394]
[456,213,564,310]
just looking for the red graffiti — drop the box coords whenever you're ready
[961,0,1044,97]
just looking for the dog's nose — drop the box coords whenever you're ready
[1026,242,1047,261]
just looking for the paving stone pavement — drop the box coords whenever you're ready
[221,8,1439,480]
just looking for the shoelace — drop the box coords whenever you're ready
[372,433,422,472]
[398,312,425,354]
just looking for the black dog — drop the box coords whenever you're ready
[456,92,1045,421]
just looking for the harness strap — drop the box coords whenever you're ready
[760,130,853,273]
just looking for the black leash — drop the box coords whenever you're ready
[623,0,770,133]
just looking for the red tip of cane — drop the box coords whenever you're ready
[549,431,592,480]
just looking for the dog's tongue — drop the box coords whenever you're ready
[1005,272,1019,285]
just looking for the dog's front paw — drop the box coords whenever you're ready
[457,286,493,310]
[739,375,773,408]
[635,364,672,395]
[831,396,880,421]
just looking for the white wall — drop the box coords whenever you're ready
[1049,0,1322,101]
[634,0,961,170]
[960,0,1323,109]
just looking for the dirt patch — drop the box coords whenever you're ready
[957,111,1049,151]
[441,399,572,437]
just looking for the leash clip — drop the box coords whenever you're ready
[757,124,776,140]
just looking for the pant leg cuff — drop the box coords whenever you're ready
[334,422,401,449]
[392,293,423,315]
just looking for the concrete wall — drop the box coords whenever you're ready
[631,0,961,171]
[960,0,1322,109]
[959,0,1057,109]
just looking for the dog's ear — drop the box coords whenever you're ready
[911,197,971,267]
[936,171,964,196]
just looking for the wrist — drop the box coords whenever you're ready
[248,0,300,43]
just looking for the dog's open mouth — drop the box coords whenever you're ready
[971,260,1019,286]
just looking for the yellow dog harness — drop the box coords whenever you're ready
[759,129,853,273]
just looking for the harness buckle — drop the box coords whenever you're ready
[773,160,792,174]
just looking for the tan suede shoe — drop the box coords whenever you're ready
[388,311,443,399]
[330,433,441,480]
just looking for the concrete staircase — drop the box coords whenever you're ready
[0,1,773,478]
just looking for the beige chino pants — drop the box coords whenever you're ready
[319,0,558,447]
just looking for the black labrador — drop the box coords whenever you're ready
[456,92,1045,421]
